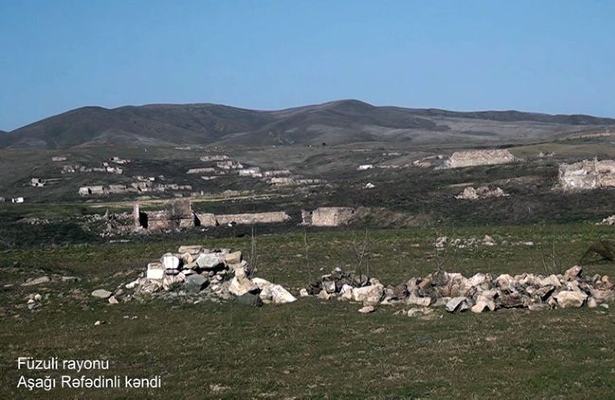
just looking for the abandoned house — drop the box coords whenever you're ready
[445,149,516,169]
[78,186,105,196]
[302,207,356,227]
[559,159,615,191]
[134,200,291,231]
[134,200,197,231]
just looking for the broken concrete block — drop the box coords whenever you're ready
[224,251,242,264]
[351,285,384,306]
[196,253,223,269]
[555,290,587,308]
[445,297,471,312]
[235,292,263,307]
[161,253,180,270]
[146,263,165,280]
[358,305,375,314]
[185,274,209,293]
[317,290,332,300]
[252,278,297,304]
[564,265,582,281]
[406,294,432,307]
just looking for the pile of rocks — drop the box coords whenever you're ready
[305,265,614,313]
[106,246,297,306]
[435,235,497,249]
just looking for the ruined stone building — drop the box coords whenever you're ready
[79,186,105,196]
[134,200,197,231]
[302,207,356,226]
[445,149,516,168]
[134,200,291,231]
[559,159,615,191]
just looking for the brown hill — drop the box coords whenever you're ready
[2,100,614,149]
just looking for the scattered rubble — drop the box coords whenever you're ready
[455,186,509,200]
[303,265,614,313]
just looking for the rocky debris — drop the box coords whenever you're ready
[435,235,499,249]
[358,305,375,314]
[598,215,615,225]
[91,289,113,299]
[303,265,615,313]
[117,246,295,305]
[455,186,508,200]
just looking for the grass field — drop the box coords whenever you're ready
[1,223,615,399]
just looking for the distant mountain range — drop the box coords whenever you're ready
[1,100,614,149]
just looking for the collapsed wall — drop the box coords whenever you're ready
[213,211,291,226]
[134,199,197,231]
[558,159,615,191]
[302,207,356,227]
[446,149,516,169]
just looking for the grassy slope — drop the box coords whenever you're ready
[1,224,615,399]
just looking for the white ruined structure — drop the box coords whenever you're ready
[238,167,262,177]
[558,159,615,191]
[30,178,45,187]
[357,164,374,171]
[302,207,356,227]
[446,149,516,169]
[263,170,291,177]
[187,167,216,174]
[12,197,24,203]
[200,155,230,162]
[79,186,105,196]
[51,156,67,162]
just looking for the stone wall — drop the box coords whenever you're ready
[214,211,291,226]
[446,149,515,168]
[559,159,615,191]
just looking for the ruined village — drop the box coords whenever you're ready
[3,104,615,399]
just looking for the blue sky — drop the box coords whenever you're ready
[1,0,614,130]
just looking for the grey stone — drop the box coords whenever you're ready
[235,292,263,307]
[445,297,471,312]
[185,274,209,293]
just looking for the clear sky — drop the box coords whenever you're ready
[1,0,614,131]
